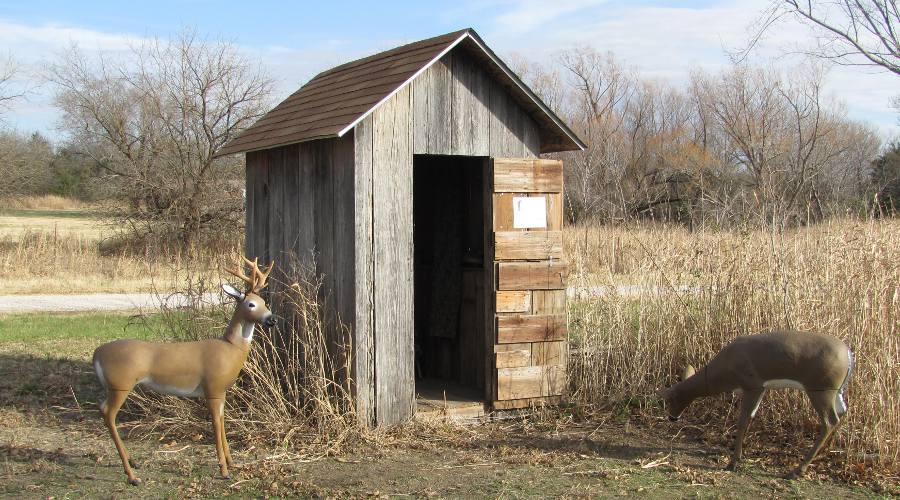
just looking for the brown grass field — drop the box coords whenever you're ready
[0,196,898,497]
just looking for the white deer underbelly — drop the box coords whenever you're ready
[138,377,204,397]
[762,379,805,390]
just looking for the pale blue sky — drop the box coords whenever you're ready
[1,0,897,141]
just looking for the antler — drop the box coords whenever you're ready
[226,255,275,293]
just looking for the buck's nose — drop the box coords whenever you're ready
[263,314,276,327]
[668,415,679,422]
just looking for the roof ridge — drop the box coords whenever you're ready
[314,28,470,81]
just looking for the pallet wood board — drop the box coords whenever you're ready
[497,262,567,290]
[531,290,565,315]
[492,395,563,410]
[496,365,564,400]
[493,158,563,193]
[492,192,562,231]
[495,231,563,260]
[495,349,531,368]
[496,291,531,313]
[497,314,566,343]
[531,341,566,366]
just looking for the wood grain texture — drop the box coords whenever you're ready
[497,314,566,343]
[531,290,565,315]
[495,349,530,368]
[493,395,562,410]
[494,342,531,353]
[496,291,531,313]
[497,262,567,290]
[496,365,564,400]
[353,116,375,426]
[372,85,415,425]
[493,158,563,193]
[494,231,563,260]
[531,341,566,367]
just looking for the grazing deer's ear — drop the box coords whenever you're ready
[681,365,696,380]
[221,284,245,301]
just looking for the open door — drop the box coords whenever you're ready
[489,158,567,410]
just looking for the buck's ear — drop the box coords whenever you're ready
[681,365,696,380]
[221,283,245,301]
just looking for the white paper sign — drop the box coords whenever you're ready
[512,196,547,229]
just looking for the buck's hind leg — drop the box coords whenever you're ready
[101,389,141,486]
[727,388,764,471]
[787,390,840,479]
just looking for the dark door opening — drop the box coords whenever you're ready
[413,155,487,415]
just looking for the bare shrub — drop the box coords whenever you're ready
[566,218,899,472]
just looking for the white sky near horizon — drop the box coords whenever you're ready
[0,0,897,143]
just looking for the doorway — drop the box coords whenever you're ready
[413,155,488,417]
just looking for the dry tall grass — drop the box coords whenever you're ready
[0,229,227,293]
[0,194,93,210]
[565,218,899,471]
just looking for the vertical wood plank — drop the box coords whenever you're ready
[482,158,495,402]
[296,142,317,270]
[333,134,356,333]
[429,55,453,155]
[373,85,415,425]
[353,116,375,427]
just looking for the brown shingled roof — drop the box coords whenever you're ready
[219,29,585,155]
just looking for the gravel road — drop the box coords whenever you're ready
[0,286,697,314]
[0,292,221,314]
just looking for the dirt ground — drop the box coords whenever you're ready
[1,331,896,499]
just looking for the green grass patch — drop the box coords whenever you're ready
[0,313,165,343]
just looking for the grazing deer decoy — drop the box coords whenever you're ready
[658,330,854,479]
[92,256,275,485]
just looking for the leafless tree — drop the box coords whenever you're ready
[0,53,24,117]
[745,1,899,75]
[48,31,273,250]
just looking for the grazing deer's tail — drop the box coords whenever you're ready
[836,349,854,416]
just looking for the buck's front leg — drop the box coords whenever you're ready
[206,398,230,479]
[101,389,142,486]
[727,389,764,472]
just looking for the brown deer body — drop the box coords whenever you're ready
[659,330,853,479]
[93,256,275,485]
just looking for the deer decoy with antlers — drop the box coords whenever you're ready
[658,330,854,479]
[92,256,275,485]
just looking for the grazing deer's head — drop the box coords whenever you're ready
[224,256,276,332]
[658,365,696,421]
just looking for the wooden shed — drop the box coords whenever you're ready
[220,28,585,426]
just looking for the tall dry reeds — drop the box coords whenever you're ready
[565,218,899,470]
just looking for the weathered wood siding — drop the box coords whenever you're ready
[352,48,543,425]
[244,136,355,376]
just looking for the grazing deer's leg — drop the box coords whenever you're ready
[220,406,233,467]
[206,398,229,478]
[727,388,764,471]
[101,389,140,486]
[787,390,840,479]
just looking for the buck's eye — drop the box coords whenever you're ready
[247,302,256,309]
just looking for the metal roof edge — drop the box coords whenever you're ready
[336,31,470,137]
